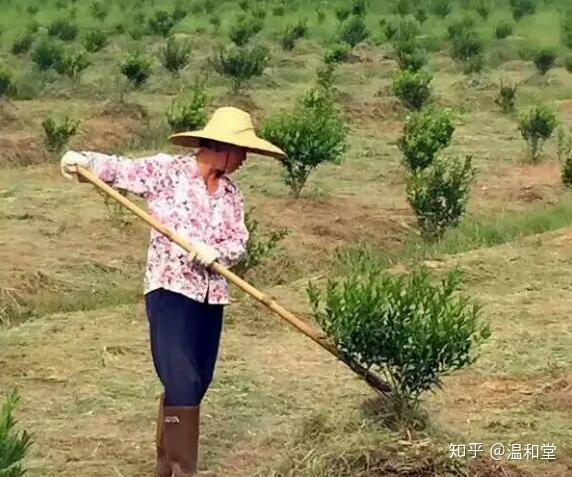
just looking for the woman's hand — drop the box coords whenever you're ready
[60,151,92,180]
[188,242,220,267]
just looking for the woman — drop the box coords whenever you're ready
[60,106,286,477]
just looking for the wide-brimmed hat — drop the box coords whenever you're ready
[169,106,286,159]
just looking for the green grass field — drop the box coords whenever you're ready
[1,0,572,475]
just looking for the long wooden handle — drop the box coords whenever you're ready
[76,166,391,395]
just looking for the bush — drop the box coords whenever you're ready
[307,265,489,410]
[232,208,288,277]
[335,6,351,22]
[42,115,80,153]
[557,126,572,163]
[213,44,269,92]
[317,62,337,91]
[337,14,368,48]
[90,0,109,21]
[519,105,558,161]
[55,51,91,79]
[533,49,556,75]
[495,80,517,114]
[394,40,427,72]
[27,5,39,15]
[447,16,475,41]
[392,69,432,110]
[324,43,351,64]
[32,40,64,71]
[148,10,177,37]
[495,22,513,40]
[281,21,307,51]
[260,91,347,198]
[399,108,455,171]
[209,14,221,31]
[518,46,536,61]
[0,67,11,98]
[83,30,107,52]
[510,0,535,21]
[475,0,489,20]
[229,14,263,46]
[0,390,32,477]
[450,27,484,74]
[432,0,452,18]
[120,53,152,88]
[159,36,191,76]
[565,55,572,73]
[384,21,398,41]
[414,8,428,25]
[47,18,78,41]
[562,12,572,49]
[166,81,208,133]
[352,0,367,16]
[11,33,34,56]
[26,21,40,35]
[273,3,286,16]
[394,0,412,16]
[172,1,188,21]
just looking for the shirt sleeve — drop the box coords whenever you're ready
[214,189,249,268]
[82,151,173,199]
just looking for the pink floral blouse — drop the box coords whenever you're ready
[83,152,248,305]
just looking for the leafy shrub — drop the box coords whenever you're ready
[27,5,39,15]
[11,33,34,56]
[261,91,347,198]
[533,49,556,75]
[213,44,269,92]
[230,14,262,46]
[47,18,78,41]
[495,22,513,40]
[565,55,572,73]
[335,6,352,22]
[317,62,337,91]
[55,51,91,79]
[407,156,476,241]
[518,46,536,61]
[0,390,32,477]
[273,3,286,16]
[394,0,412,16]
[475,0,490,20]
[83,30,107,52]
[432,0,452,18]
[462,54,484,74]
[414,8,428,25]
[307,265,489,410]
[281,21,307,51]
[394,17,420,44]
[510,0,535,21]
[316,5,326,23]
[90,0,109,21]
[166,81,208,133]
[337,14,368,48]
[42,115,80,153]
[447,16,475,41]
[252,6,266,20]
[324,43,351,64]
[495,80,517,114]
[519,105,558,161]
[120,53,152,88]
[392,69,432,110]
[384,21,398,41]
[26,21,40,35]
[159,36,191,76]
[394,40,427,72]
[0,67,11,98]
[172,1,188,21]
[399,108,455,171]
[557,126,572,163]
[351,0,367,16]
[7,71,44,100]
[562,154,572,188]
[209,14,221,30]
[450,27,484,73]
[232,208,288,277]
[148,10,177,37]
[562,12,572,49]
[32,40,64,71]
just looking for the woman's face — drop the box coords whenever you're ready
[209,145,247,174]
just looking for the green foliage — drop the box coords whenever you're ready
[273,3,286,16]
[414,7,428,25]
[565,55,572,73]
[510,0,535,21]
[47,18,78,42]
[120,53,152,88]
[159,36,192,76]
[335,6,351,22]
[166,81,208,133]
[449,24,484,73]
[32,39,64,71]
[55,51,91,79]
[230,14,263,46]
[533,49,557,75]
[324,43,351,64]
[148,10,177,37]
[232,208,288,277]
[260,90,347,198]
[475,0,490,20]
[394,40,427,72]
[559,128,572,187]
[495,80,517,114]
[83,30,107,53]
[317,62,337,91]
[26,21,40,35]
[383,20,398,41]
[90,0,109,21]
[399,108,455,171]
[495,22,513,40]
[392,69,432,110]
[308,265,489,408]
[337,14,368,48]
[519,105,558,161]
[0,390,32,477]
[11,33,34,56]
[172,1,189,21]
[42,116,80,153]
[0,67,11,98]
[407,156,476,241]
[394,0,413,16]
[432,0,452,18]
[562,11,572,49]
[213,44,269,92]
[351,0,368,16]
[281,21,307,51]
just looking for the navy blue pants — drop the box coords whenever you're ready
[145,289,223,406]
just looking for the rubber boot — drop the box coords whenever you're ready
[163,406,216,477]
[156,394,172,477]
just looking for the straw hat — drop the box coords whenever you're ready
[169,106,286,159]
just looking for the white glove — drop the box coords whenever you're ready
[60,151,92,180]
[188,242,220,267]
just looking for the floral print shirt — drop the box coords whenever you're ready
[84,152,248,305]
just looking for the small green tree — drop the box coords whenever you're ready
[0,390,32,477]
[148,10,177,37]
[432,0,452,18]
[337,15,368,48]
[83,30,107,52]
[510,0,535,21]
[32,39,64,71]
[335,6,351,22]
[55,51,91,79]
[519,105,558,161]
[392,69,432,110]
[562,11,572,49]
[414,7,428,24]
[229,14,263,46]
[120,53,152,89]
[90,0,109,21]
[450,27,484,74]
[475,0,490,20]
[11,33,34,56]
[394,39,427,72]
[533,49,556,75]
[260,90,347,198]
[407,155,475,241]
[166,81,208,133]
[495,80,517,114]
[565,55,572,73]
[280,21,307,51]
[47,18,78,41]
[0,67,12,99]
[307,265,489,414]
[495,22,513,40]
[323,43,351,64]
[42,116,80,153]
[212,44,269,92]
[159,36,191,76]
[399,108,455,171]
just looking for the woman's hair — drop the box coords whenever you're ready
[199,138,232,152]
